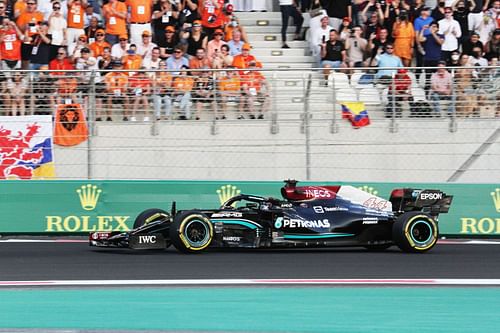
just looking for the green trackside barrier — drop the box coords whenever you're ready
[0,180,498,236]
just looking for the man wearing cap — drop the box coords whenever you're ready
[104,60,130,121]
[152,0,180,45]
[159,25,180,59]
[89,29,110,58]
[111,34,130,60]
[232,43,261,69]
[207,28,227,59]
[66,0,87,44]
[102,0,127,45]
[68,33,88,62]
[414,7,434,71]
[126,0,153,45]
[136,30,157,59]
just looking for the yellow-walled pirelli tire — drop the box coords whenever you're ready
[170,211,214,254]
[134,208,171,229]
[392,212,439,253]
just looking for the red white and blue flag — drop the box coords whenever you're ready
[341,102,370,128]
[0,116,55,179]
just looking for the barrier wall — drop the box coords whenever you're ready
[0,180,498,236]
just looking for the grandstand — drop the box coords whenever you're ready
[0,1,499,183]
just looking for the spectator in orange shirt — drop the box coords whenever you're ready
[171,65,194,119]
[217,67,242,118]
[128,69,152,121]
[199,0,226,38]
[0,19,23,72]
[126,0,153,46]
[17,0,44,69]
[152,60,173,120]
[89,29,110,58]
[232,43,261,70]
[67,0,87,44]
[189,48,211,69]
[240,61,270,119]
[104,60,129,121]
[102,0,127,45]
[121,44,142,74]
[49,46,74,72]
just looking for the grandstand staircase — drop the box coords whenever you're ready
[238,11,345,120]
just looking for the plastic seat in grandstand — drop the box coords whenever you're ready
[406,71,421,88]
[411,87,427,102]
[333,88,358,102]
[328,72,350,89]
[358,87,381,105]
[350,71,374,89]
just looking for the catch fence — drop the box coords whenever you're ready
[0,67,499,182]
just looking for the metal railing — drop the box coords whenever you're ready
[1,67,498,134]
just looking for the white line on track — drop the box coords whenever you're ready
[1,239,500,244]
[1,279,500,286]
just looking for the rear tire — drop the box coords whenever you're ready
[169,211,213,253]
[392,212,438,253]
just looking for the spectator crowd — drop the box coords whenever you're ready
[0,0,270,120]
[304,0,499,116]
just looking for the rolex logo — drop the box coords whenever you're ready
[358,185,378,196]
[491,188,500,213]
[77,184,102,211]
[217,185,241,206]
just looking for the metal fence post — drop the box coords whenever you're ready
[211,71,218,135]
[330,72,339,134]
[270,71,279,134]
[449,68,457,133]
[304,73,312,180]
[389,75,398,133]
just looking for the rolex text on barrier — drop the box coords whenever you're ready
[0,181,498,236]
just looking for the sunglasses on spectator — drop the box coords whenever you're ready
[386,46,394,49]
[57,52,65,55]
[214,33,223,36]
[53,6,60,10]
[27,2,36,5]
[0,6,5,9]
[174,50,182,53]
[96,33,104,36]
[79,38,86,41]
[119,38,127,41]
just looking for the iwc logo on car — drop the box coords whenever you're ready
[216,184,241,206]
[45,184,131,232]
[461,188,500,234]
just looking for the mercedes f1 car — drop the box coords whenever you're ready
[89,180,453,253]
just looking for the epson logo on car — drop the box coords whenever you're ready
[420,192,443,200]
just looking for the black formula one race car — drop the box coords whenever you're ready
[89,180,453,253]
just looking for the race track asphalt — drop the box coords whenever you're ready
[0,241,499,281]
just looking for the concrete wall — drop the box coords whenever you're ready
[53,119,500,183]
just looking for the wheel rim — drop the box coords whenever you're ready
[410,220,433,244]
[184,219,210,247]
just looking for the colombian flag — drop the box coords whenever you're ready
[341,102,370,128]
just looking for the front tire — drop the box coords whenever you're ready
[392,212,438,253]
[134,208,170,229]
[169,211,213,253]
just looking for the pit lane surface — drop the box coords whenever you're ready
[1,240,499,281]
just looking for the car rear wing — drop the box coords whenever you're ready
[389,189,453,215]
